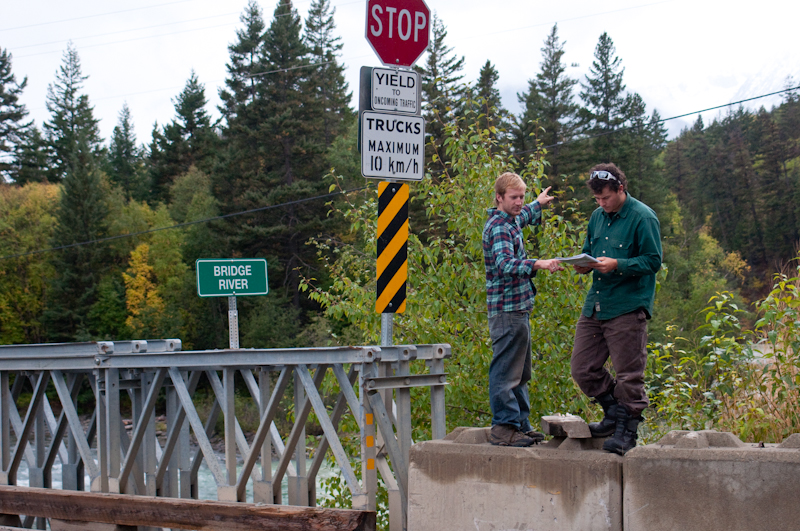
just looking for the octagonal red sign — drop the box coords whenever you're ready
[365,0,430,68]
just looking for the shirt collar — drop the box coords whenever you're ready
[487,207,516,222]
[602,192,632,219]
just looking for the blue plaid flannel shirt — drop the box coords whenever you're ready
[482,202,542,317]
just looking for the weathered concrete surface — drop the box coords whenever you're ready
[624,430,800,531]
[541,413,592,438]
[407,427,622,531]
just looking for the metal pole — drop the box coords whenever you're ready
[381,313,405,531]
[380,314,393,347]
[228,296,239,349]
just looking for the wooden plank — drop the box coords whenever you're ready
[0,485,375,531]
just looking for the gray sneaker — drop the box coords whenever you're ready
[489,424,536,447]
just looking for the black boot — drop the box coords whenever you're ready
[588,392,618,438]
[602,404,641,455]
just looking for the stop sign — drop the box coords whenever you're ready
[365,0,430,68]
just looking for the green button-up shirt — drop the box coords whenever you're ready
[581,193,662,320]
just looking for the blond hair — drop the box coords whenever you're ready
[493,172,526,206]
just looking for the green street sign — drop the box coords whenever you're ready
[196,259,268,297]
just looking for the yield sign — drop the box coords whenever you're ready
[365,0,430,67]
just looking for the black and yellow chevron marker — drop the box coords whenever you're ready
[376,182,408,313]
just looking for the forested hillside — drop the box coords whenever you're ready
[664,99,800,285]
[1,1,799,356]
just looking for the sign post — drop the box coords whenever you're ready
[361,5,430,529]
[196,258,268,349]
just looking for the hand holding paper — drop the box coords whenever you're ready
[550,253,600,267]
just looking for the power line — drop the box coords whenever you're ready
[518,84,800,155]
[11,12,241,51]
[0,184,373,262]
[5,85,797,261]
[247,60,337,78]
[0,0,195,32]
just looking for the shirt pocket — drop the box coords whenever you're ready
[607,238,632,259]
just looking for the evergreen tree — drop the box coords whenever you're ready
[778,76,800,159]
[755,109,797,260]
[149,71,218,201]
[513,24,578,175]
[43,43,103,183]
[215,1,269,216]
[12,124,49,184]
[579,32,627,163]
[107,103,149,201]
[218,0,266,122]
[218,0,332,312]
[304,0,353,148]
[414,12,465,174]
[471,60,510,140]
[0,48,30,182]
[43,133,111,341]
[616,92,668,209]
[259,0,327,308]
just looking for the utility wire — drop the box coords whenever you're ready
[0,0,194,31]
[4,85,798,261]
[517,84,800,155]
[0,184,373,262]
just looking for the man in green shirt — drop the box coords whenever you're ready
[571,163,662,455]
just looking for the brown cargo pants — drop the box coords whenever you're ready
[570,310,649,416]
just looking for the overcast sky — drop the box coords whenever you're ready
[4,0,799,148]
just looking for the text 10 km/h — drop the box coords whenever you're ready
[360,111,425,181]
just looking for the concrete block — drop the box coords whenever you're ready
[541,414,592,438]
[624,430,800,531]
[408,427,622,531]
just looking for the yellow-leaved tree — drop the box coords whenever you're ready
[123,243,165,336]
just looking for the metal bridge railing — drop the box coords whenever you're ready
[0,340,450,531]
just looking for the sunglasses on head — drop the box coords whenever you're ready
[590,170,618,181]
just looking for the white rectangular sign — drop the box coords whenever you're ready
[361,111,425,181]
[371,68,420,114]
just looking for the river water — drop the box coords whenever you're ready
[14,455,337,504]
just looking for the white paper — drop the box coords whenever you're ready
[551,253,600,266]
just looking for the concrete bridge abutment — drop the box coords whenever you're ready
[408,420,800,531]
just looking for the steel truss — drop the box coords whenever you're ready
[0,340,449,530]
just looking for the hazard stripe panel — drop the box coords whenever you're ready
[376,182,408,313]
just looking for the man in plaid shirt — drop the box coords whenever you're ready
[483,172,563,447]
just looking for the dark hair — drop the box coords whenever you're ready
[587,162,627,194]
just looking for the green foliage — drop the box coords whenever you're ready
[306,110,593,434]
[106,103,149,202]
[646,262,800,443]
[513,24,579,175]
[241,294,301,348]
[11,125,49,185]
[43,136,111,341]
[651,194,750,342]
[304,0,354,148]
[43,43,103,183]
[663,99,800,279]
[149,71,218,202]
[88,273,129,340]
[0,47,30,182]
[414,13,465,175]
